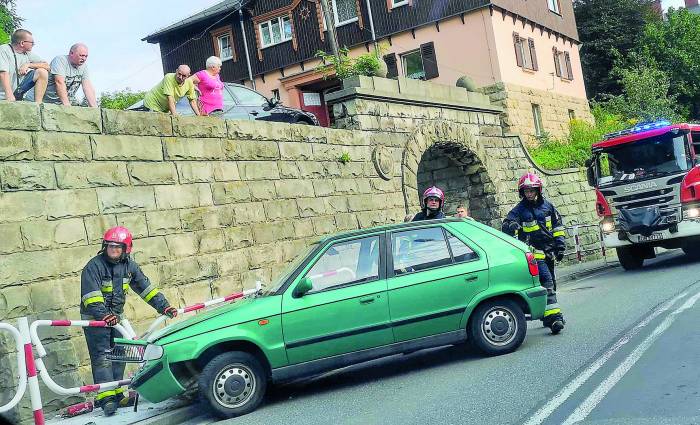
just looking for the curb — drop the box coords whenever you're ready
[558,262,619,284]
[133,403,201,425]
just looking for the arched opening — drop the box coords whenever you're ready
[415,142,495,223]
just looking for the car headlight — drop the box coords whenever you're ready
[143,344,163,362]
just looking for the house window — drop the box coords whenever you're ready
[548,0,561,14]
[391,0,409,8]
[532,104,544,137]
[568,109,576,120]
[332,0,358,26]
[271,89,280,100]
[259,16,293,48]
[553,48,574,80]
[401,50,425,80]
[210,27,236,62]
[513,33,538,71]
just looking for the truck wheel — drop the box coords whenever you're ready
[616,246,644,270]
[198,351,267,419]
[468,299,526,356]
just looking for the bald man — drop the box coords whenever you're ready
[40,43,97,107]
[143,65,200,116]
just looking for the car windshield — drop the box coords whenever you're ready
[596,133,692,187]
[262,242,318,295]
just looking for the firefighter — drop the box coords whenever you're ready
[80,226,178,416]
[412,186,446,221]
[501,173,566,334]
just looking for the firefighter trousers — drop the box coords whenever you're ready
[83,325,127,404]
[537,259,564,325]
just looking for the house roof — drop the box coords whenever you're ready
[142,0,249,43]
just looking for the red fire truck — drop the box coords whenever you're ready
[586,121,700,270]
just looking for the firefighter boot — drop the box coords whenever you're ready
[549,314,565,335]
[115,391,137,408]
[101,396,118,416]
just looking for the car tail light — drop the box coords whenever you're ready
[525,252,539,277]
[595,189,612,217]
[680,167,700,203]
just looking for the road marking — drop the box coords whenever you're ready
[562,289,700,424]
[522,287,693,425]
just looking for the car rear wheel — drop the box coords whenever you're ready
[468,299,526,356]
[616,246,644,270]
[198,352,267,419]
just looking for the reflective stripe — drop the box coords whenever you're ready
[83,296,105,307]
[123,283,129,293]
[114,387,125,395]
[533,252,546,259]
[143,288,160,302]
[523,224,541,232]
[101,286,113,293]
[545,216,552,230]
[139,284,156,299]
[95,390,116,401]
[544,308,561,317]
[553,231,566,237]
[81,290,103,303]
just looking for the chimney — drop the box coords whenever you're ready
[686,0,699,8]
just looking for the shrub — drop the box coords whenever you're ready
[99,89,146,110]
[315,44,386,80]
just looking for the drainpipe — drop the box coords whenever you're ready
[239,9,256,89]
[364,0,378,52]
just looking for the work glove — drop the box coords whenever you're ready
[102,313,119,326]
[555,251,564,262]
[162,306,178,318]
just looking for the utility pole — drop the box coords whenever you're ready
[318,0,341,62]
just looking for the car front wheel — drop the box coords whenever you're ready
[468,299,526,356]
[198,351,267,419]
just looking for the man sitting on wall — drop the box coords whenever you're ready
[142,64,200,116]
[0,29,49,102]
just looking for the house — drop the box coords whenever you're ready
[144,0,592,137]
[683,0,700,13]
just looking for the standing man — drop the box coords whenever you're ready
[143,64,200,116]
[412,186,446,221]
[41,43,97,106]
[0,29,49,102]
[501,173,566,334]
[81,226,178,416]
[455,204,470,219]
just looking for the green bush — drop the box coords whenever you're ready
[315,44,386,80]
[99,89,146,110]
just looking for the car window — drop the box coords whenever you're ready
[446,231,479,263]
[230,86,268,106]
[222,85,239,106]
[392,227,452,275]
[304,236,380,292]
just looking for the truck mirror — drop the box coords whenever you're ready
[584,158,592,168]
[586,166,596,188]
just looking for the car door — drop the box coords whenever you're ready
[281,234,392,364]
[220,84,252,121]
[387,226,489,342]
[228,85,273,121]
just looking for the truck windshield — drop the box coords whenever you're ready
[596,133,692,187]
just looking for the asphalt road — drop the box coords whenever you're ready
[183,251,700,425]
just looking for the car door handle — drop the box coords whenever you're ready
[464,275,478,283]
[359,296,376,305]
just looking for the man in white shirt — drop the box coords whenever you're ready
[0,29,49,102]
[42,43,97,106]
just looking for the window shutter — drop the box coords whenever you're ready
[553,48,561,77]
[384,53,398,78]
[528,38,538,71]
[420,42,439,80]
[513,33,523,68]
[564,51,574,80]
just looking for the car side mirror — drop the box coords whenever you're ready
[584,159,596,187]
[268,97,279,108]
[293,277,313,298]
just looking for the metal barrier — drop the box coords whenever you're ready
[0,321,27,415]
[563,223,607,263]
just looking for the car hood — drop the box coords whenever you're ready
[147,296,280,343]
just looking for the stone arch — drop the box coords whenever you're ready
[401,124,500,226]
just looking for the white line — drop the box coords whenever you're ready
[563,289,700,424]
[522,288,692,425]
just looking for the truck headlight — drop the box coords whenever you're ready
[601,219,615,233]
[683,207,700,219]
[143,344,163,361]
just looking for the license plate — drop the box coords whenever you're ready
[638,233,663,242]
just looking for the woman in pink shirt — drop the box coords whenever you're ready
[192,56,225,115]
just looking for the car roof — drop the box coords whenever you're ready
[316,218,469,244]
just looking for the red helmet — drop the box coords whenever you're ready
[422,186,445,211]
[518,172,543,197]
[102,226,133,254]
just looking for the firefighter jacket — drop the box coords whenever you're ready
[502,198,566,259]
[412,210,446,221]
[80,253,170,320]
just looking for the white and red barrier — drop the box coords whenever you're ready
[563,223,608,263]
[0,321,27,415]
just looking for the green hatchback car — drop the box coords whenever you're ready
[127,218,547,418]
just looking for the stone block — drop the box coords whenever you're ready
[0,101,40,130]
[0,284,32,319]
[338,162,364,178]
[20,218,87,251]
[223,226,254,250]
[154,184,213,209]
[0,162,56,191]
[333,179,359,194]
[91,135,163,161]
[324,196,349,213]
[34,132,92,160]
[212,276,243,298]
[347,194,375,212]
[176,280,213,308]
[297,197,327,218]
[232,202,266,224]
[84,215,117,243]
[0,130,33,160]
[279,142,313,160]
[97,186,155,214]
[238,161,280,180]
[198,229,226,254]
[241,268,272,289]
[343,75,374,89]
[297,161,326,178]
[251,221,294,244]
[335,213,359,231]
[116,212,148,238]
[55,162,130,189]
[247,181,277,201]
[312,180,334,197]
[293,219,315,237]
[311,144,343,161]
[165,233,199,258]
[163,137,224,160]
[30,279,69,314]
[102,109,173,136]
[47,189,99,219]
[146,210,182,236]
[180,205,234,231]
[128,162,178,185]
[397,77,428,97]
[278,161,300,178]
[177,162,215,183]
[264,199,299,220]
[172,115,226,138]
[0,245,95,285]
[216,250,250,275]
[41,104,101,133]
[372,77,400,93]
[247,244,284,269]
[157,257,218,285]
[212,181,251,205]
[274,179,314,199]
[224,139,279,160]
[213,161,240,181]
[0,223,23,254]
[312,216,336,235]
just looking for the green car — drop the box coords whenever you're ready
[127,218,546,418]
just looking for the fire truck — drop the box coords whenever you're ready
[586,121,700,270]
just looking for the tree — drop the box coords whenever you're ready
[573,0,659,100]
[0,0,22,44]
[99,89,146,110]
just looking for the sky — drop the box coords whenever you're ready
[16,0,222,95]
